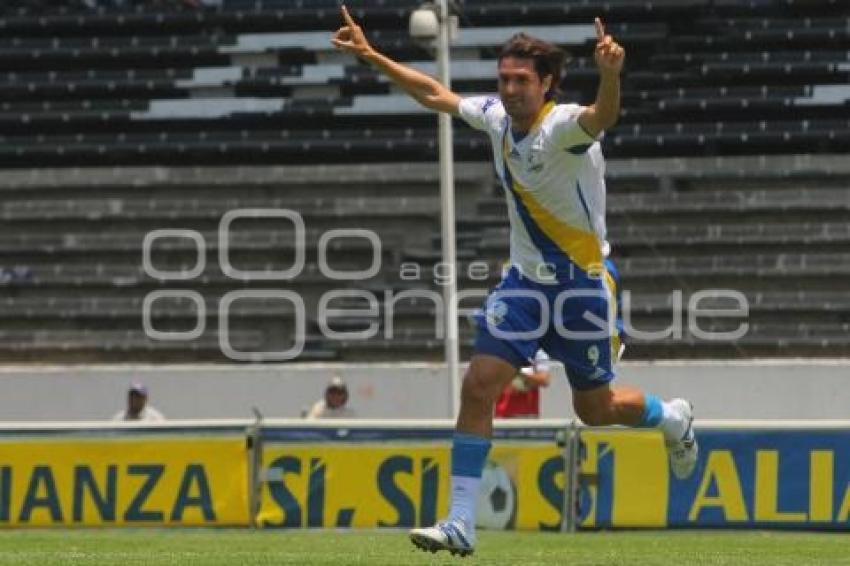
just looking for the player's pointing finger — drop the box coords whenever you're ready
[341,4,356,26]
[594,17,605,42]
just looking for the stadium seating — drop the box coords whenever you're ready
[0,0,847,361]
[0,0,846,166]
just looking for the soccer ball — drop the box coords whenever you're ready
[475,461,517,530]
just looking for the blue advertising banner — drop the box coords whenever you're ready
[578,428,850,530]
[669,430,850,528]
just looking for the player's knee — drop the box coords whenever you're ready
[461,370,497,404]
[461,372,488,403]
[461,355,519,405]
[573,398,616,426]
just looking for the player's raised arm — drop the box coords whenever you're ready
[578,18,625,137]
[331,5,461,115]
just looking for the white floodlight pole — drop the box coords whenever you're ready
[436,0,460,418]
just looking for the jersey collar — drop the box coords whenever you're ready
[509,100,556,144]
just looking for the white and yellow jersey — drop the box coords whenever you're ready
[459,96,607,285]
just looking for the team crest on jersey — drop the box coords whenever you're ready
[527,140,545,172]
[485,299,509,326]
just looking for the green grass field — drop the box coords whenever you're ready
[0,529,848,566]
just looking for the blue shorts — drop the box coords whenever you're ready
[473,266,622,391]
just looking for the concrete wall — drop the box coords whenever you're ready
[0,360,847,422]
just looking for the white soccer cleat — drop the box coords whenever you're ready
[409,519,476,557]
[666,398,698,479]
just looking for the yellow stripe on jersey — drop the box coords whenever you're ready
[501,118,603,272]
[604,268,618,309]
[611,333,622,362]
[603,268,624,361]
[509,178,603,271]
[530,100,556,131]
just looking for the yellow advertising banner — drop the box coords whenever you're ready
[5,427,840,531]
[0,437,249,527]
[577,429,669,528]
[257,443,566,530]
[488,444,566,531]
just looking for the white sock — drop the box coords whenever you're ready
[447,475,479,527]
[658,400,688,444]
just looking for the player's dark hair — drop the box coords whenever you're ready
[499,33,569,100]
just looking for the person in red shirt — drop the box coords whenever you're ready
[494,350,552,418]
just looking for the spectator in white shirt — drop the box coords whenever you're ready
[112,382,165,422]
[306,376,356,419]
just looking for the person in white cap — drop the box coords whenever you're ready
[305,376,356,419]
[111,382,165,422]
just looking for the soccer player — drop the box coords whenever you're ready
[332,6,697,556]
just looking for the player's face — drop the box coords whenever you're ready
[498,56,551,126]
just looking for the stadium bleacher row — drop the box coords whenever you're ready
[2,158,848,361]
[0,0,846,165]
[0,0,848,361]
